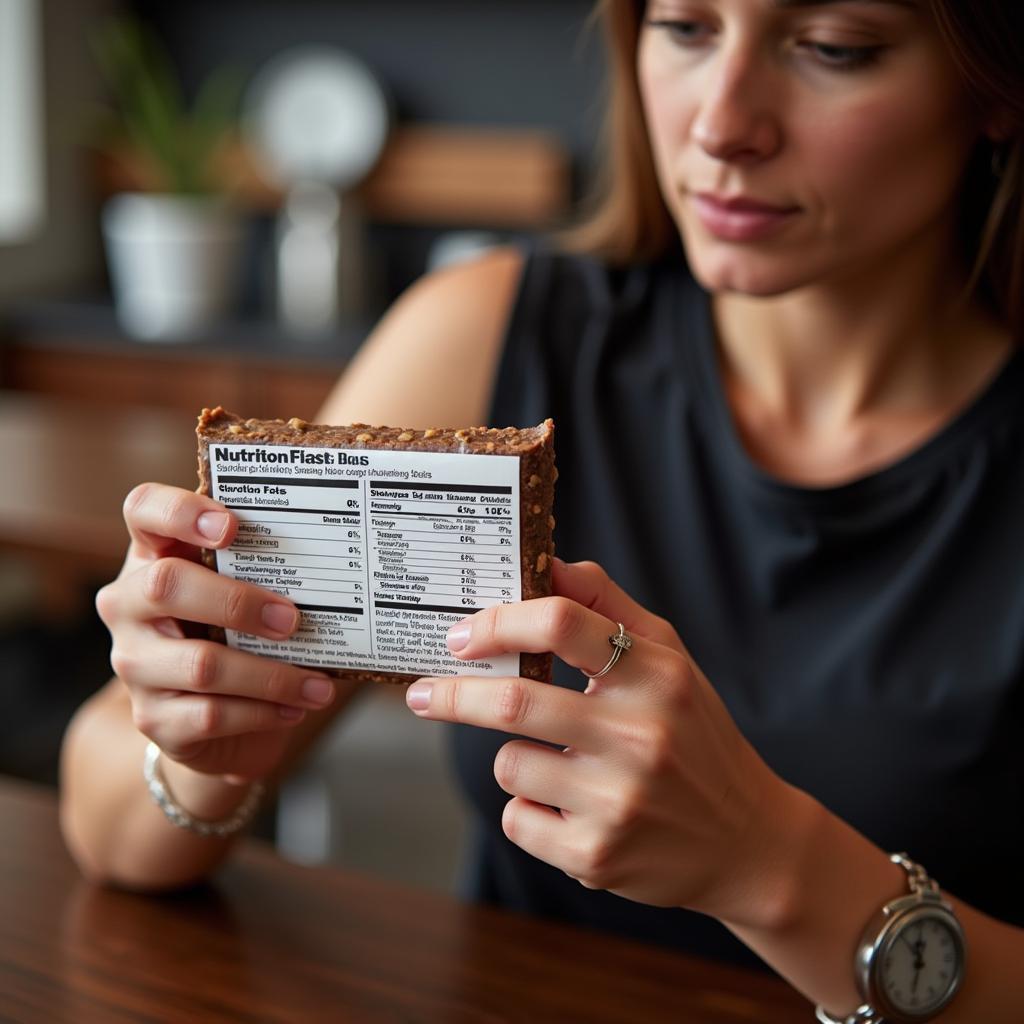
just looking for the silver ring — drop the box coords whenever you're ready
[590,622,633,679]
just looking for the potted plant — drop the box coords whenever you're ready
[92,16,245,340]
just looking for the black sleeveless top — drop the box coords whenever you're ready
[447,244,1024,968]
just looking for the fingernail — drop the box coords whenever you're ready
[279,705,305,720]
[302,677,335,706]
[197,511,230,542]
[262,603,298,635]
[446,622,472,652]
[406,681,433,711]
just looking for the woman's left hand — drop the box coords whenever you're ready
[405,558,803,928]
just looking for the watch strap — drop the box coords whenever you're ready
[889,851,939,896]
[815,1005,883,1024]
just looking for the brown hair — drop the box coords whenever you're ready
[566,0,1024,339]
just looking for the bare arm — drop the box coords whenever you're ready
[59,247,525,890]
[59,672,360,890]
[727,793,1024,1022]
[316,245,523,429]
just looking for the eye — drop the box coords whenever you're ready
[803,41,885,71]
[645,19,714,47]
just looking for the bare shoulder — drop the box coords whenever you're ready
[317,246,526,430]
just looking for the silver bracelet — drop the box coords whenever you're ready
[143,741,264,838]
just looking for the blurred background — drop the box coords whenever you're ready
[0,0,604,894]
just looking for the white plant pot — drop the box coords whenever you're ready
[102,193,243,341]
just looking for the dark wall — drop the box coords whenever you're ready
[138,0,606,171]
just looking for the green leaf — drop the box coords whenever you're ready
[88,13,238,194]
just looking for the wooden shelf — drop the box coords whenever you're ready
[97,124,572,229]
[357,125,571,226]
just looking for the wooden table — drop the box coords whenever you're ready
[0,777,812,1023]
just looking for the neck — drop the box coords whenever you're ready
[710,231,1009,435]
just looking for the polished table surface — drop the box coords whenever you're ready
[0,776,812,1023]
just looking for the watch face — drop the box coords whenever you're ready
[877,908,964,1019]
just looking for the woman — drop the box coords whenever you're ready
[62,0,1024,1019]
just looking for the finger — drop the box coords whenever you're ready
[445,596,673,683]
[406,674,605,749]
[123,482,237,558]
[136,690,308,761]
[118,556,300,639]
[114,634,336,710]
[502,797,619,892]
[552,559,684,654]
[500,796,580,875]
[493,740,597,814]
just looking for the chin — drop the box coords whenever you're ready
[686,252,808,298]
[679,217,819,297]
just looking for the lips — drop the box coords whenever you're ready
[691,193,800,242]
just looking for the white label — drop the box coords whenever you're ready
[209,443,521,677]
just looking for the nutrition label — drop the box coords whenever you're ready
[209,442,521,677]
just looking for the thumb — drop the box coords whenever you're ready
[551,558,684,655]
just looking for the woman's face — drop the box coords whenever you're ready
[637,0,981,296]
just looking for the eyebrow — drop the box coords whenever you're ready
[773,0,917,8]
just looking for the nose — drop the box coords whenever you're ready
[691,44,782,163]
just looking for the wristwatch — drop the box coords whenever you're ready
[816,853,966,1024]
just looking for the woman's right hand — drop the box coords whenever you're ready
[95,482,336,782]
